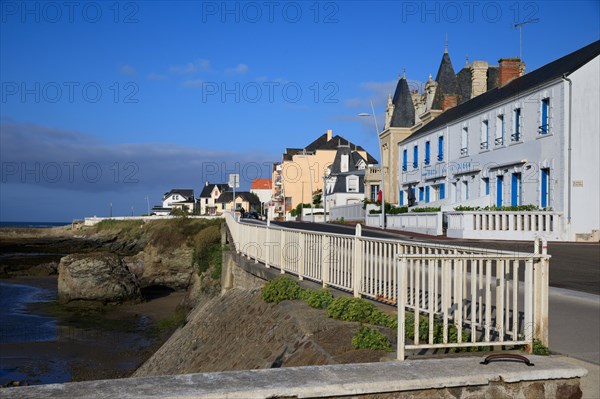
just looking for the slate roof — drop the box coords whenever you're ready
[163,189,194,201]
[199,183,229,198]
[282,133,378,164]
[216,191,261,206]
[390,76,416,128]
[402,39,600,144]
[431,52,459,110]
[327,145,367,194]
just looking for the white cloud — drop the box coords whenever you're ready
[147,72,168,81]
[225,63,249,74]
[119,64,136,76]
[169,59,211,74]
[182,79,204,88]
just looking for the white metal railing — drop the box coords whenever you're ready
[224,212,549,359]
[366,213,443,235]
[329,203,365,222]
[446,211,563,241]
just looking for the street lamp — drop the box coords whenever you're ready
[144,196,150,216]
[358,99,385,229]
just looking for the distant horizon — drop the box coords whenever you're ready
[2,1,598,222]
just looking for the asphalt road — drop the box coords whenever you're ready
[270,221,600,296]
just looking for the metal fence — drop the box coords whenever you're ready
[224,212,550,359]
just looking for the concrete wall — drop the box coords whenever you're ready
[4,356,585,398]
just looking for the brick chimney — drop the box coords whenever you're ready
[441,94,457,111]
[498,57,525,86]
[326,129,332,141]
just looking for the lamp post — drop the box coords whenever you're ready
[358,99,385,229]
[144,196,150,216]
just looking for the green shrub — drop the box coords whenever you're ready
[368,310,397,329]
[326,297,375,322]
[410,207,441,213]
[532,339,550,355]
[261,276,303,304]
[301,288,334,309]
[352,326,392,351]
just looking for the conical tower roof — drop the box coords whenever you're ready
[431,51,459,110]
[389,75,415,128]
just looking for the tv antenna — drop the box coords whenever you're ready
[514,18,539,60]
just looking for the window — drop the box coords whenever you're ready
[399,190,404,206]
[439,183,445,200]
[370,185,380,202]
[347,176,359,192]
[413,145,419,169]
[540,98,550,134]
[437,136,444,161]
[221,203,226,210]
[480,120,489,150]
[425,141,431,165]
[418,187,424,201]
[462,181,469,201]
[541,168,550,208]
[461,127,468,155]
[341,154,349,172]
[425,186,430,203]
[495,115,504,146]
[511,173,521,206]
[402,149,408,171]
[482,177,490,196]
[512,108,521,141]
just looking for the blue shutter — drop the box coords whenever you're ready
[402,149,407,171]
[438,136,444,161]
[419,187,424,201]
[541,169,549,208]
[425,186,430,203]
[496,176,503,207]
[439,183,445,200]
[425,141,430,165]
[541,98,549,134]
[484,178,490,195]
[413,145,418,168]
[511,173,521,206]
[399,190,404,206]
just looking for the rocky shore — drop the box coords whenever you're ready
[0,219,224,386]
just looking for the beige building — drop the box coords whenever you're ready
[367,47,524,205]
[272,129,376,219]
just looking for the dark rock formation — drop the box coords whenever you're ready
[58,252,141,305]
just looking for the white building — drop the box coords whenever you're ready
[324,144,368,210]
[395,40,599,241]
[199,182,229,215]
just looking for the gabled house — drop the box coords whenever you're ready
[251,178,272,216]
[324,144,368,210]
[161,189,195,213]
[199,182,230,215]
[272,129,377,220]
[215,191,261,213]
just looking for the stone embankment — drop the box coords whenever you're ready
[134,288,391,376]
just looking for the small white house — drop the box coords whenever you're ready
[162,189,195,212]
[324,144,367,210]
[199,182,230,215]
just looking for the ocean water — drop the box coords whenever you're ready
[0,282,57,343]
[0,222,69,228]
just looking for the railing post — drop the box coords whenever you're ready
[397,255,407,361]
[353,224,363,298]
[298,232,305,280]
[533,237,549,347]
[265,220,270,268]
[322,235,330,288]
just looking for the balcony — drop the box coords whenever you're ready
[495,137,504,146]
[480,141,488,150]
[460,147,468,156]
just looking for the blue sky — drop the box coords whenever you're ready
[1,1,598,222]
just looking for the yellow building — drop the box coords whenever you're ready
[272,129,376,219]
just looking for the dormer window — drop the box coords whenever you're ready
[341,154,349,173]
[347,175,359,192]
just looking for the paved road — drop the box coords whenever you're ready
[271,221,600,296]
